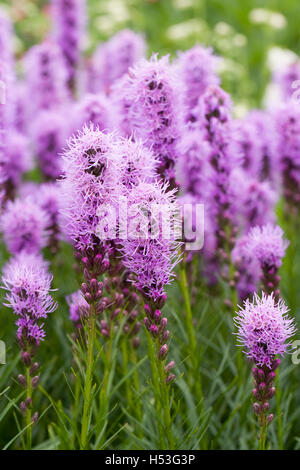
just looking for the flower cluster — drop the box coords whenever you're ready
[92,29,146,93]
[52,0,85,89]
[1,197,49,255]
[1,253,57,346]
[234,293,296,367]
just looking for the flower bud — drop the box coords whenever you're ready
[158,344,168,360]
[166,374,176,385]
[18,374,27,388]
[31,376,39,389]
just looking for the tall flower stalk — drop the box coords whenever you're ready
[234,293,296,449]
[1,253,57,449]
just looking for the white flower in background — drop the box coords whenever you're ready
[173,0,194,9]
[249,9,287,30]
[267,47,298,73]
[166,19,207,41]
[214,22,233,36]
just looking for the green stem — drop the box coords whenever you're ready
[97,334,113,449]
[275,372,283,449]
[146,331,165,449]
[157,349,175,449]
[258,418,268,450]
[25,366,32,450]
[121,339,133,411]
[131,347,143,439]
[80,312,96,450]
[179,266,204,415]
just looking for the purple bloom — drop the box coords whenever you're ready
[1,252,57,345]
[194,86,240,257]
[117,55,182,184]
[29,182,63,253]
[232,118,261,177]
[176,45,219,122]
[246,224,289,270]
[72,93,113,134]
[176,128,211,198]
[67,290,89,326]
[111,73,135,137]
[248,110,280,185]
[275,103,300,210]
[232,235,261,301]
[119,180,182,300]
[2,131,32,188]
[118,137,158,191]
[232,169,277,232]
[234,292,296,368]
[52,0,85,89]
[1,197,49,255]
[92,29,146,93]
[31,109,68,179]
[274,62,300,102]
[60,125,122,250]
[24,42,69,115]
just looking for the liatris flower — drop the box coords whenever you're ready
[60,125,121,250]
[275,103,300,212]
[274,61,300,102]
[1,131,32,199]
[31,110,68,180]
[233,118,261,178]
[110,74,135,137]
[24,42,69,116]
[72,93,113,134]
[13,82,28,134]
[2,252,57,345]
[1,197,49,255]
[176,45,219,122]
[118,137,158,191]
[232,236,261,301]
[67,290,89,329]
[118,55,181,185]
[52,0,85,90]
[176,128,211,198]
[248,110,279,185]
[195,85,240,270]
[234,293,296,447]
[232,170,277,232]
[119,180,182,299]
[1,252,57,425]
[92,29,146,93]
[246,224,288,298]
[119,180,181,374]
[33,183,63,255]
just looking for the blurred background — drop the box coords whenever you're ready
[0,0,299,109]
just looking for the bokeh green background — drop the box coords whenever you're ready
[1,0,300,107]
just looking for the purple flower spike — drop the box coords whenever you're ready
[31,109,68,180]
[60,125,122,250]
[119,180,182,300]
[177,45,220,122]
[1,252,57,346]
[24,41,69,115]
[92,29,146,93]
[72,93,113,134]
[1,197,49,255]
[247,224,289,270]
[234,292,296,368]
[52,0,86,90]
[116,55,182,184]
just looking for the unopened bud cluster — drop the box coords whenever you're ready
[144,294,175,384]
[252,358,280,429]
